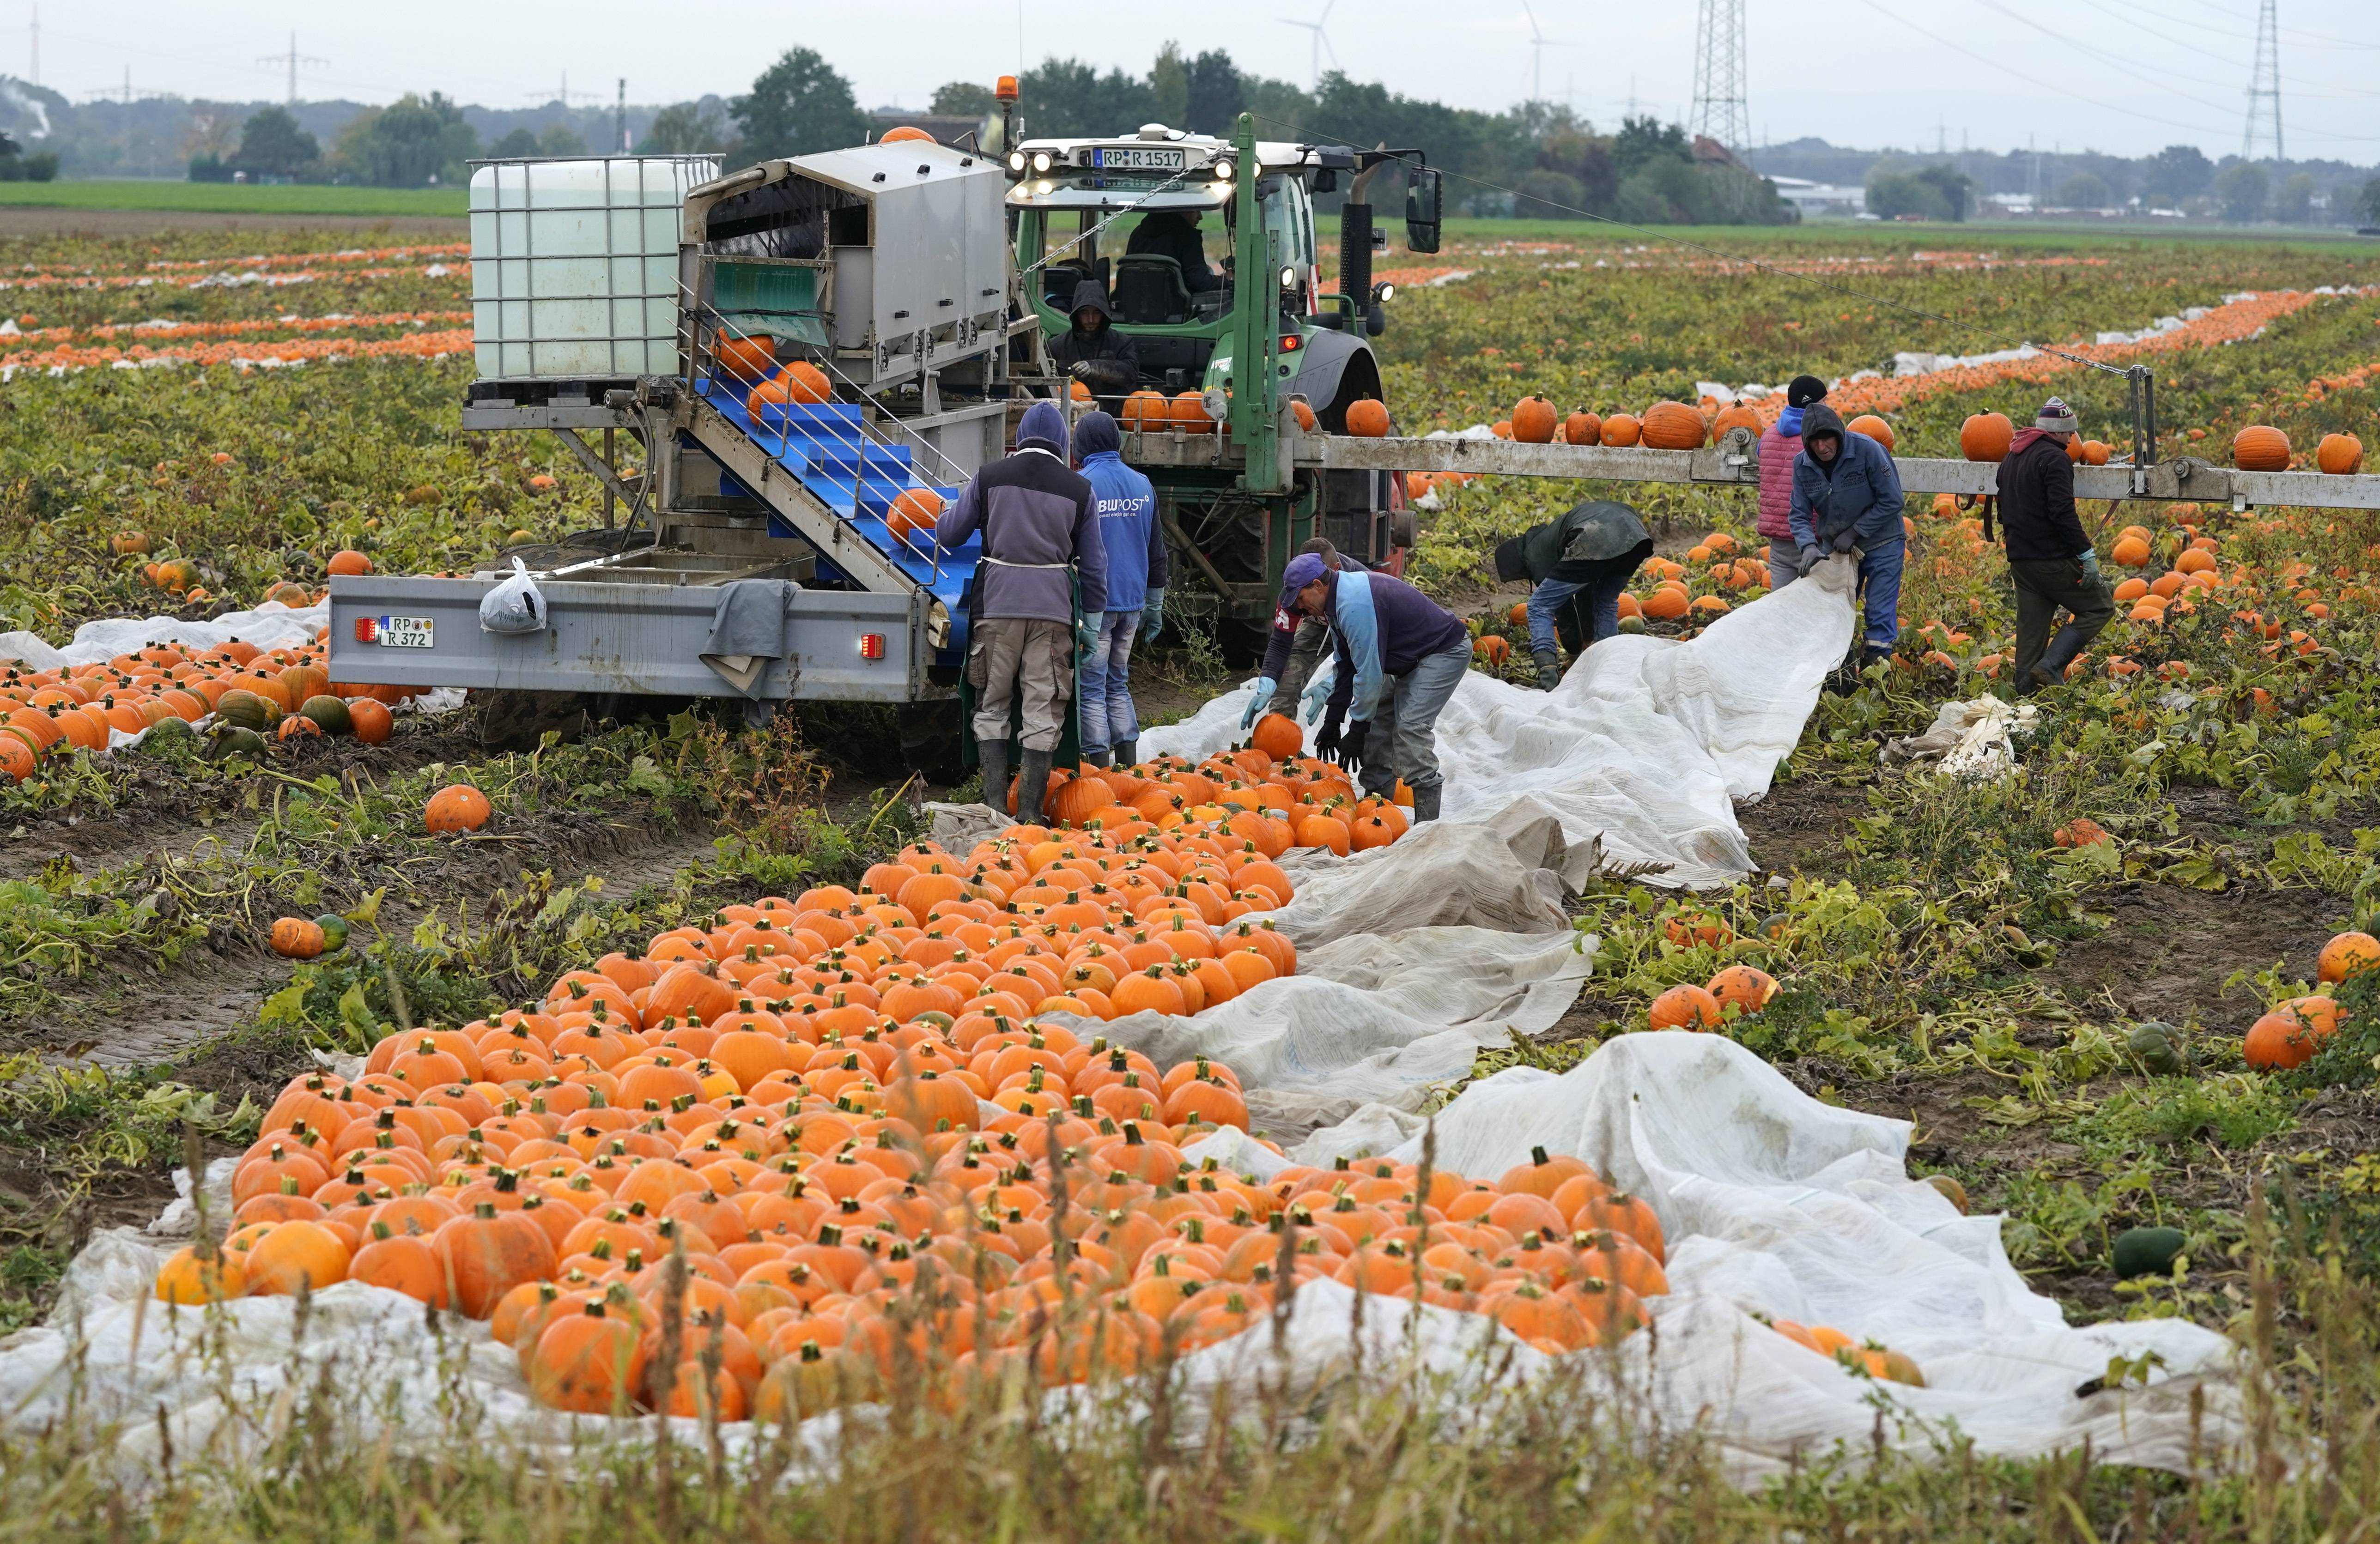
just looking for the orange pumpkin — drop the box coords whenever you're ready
[1846,414,1895,452]
[425,784,493,834]
[270,917,327,959]
[2315,433,2363,476]
[1647,984,1723,1031]
[1959,412,2014,462]
[713,334,777,382]
[347,698,394,745]
[327,550,372,578]
[1343,399,1390,437]
[2232,425,2290,471]
[1599,412,1642,447]
[1510,395,1558,444]
[1562,410,1602,445]
[1639,402,1706,450]
[1250,713,1303,763]
[886,487,944,541]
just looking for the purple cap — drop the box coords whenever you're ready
[1278,551,1329,608]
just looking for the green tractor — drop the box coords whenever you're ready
[1004,113,1442,659]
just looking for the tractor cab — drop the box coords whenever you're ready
[1004,123,1439,428]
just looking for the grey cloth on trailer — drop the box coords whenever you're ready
[701,579,794,696]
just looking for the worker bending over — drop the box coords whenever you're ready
[1073,411,1165,767]
[1494,499,1655,690]
[1244,551,1469,823]
[1257,537,1370,728]
[1789,402,1906,671]
[936,400,1105,824]
[1999,396,2114,692]
[1048,282,1140,411]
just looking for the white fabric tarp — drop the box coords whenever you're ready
[0,559,2239,1477]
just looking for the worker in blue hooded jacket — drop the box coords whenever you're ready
[1071,411,1166,767]
[1787,401,1906,667]
[1241,551,1469,823]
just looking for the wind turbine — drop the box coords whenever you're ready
[1521,4,1577,106]
[1281,2,1338,91]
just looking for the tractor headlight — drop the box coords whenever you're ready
[1007,151,1026,174]
[1031,151,1052,174]
[1212,158,1234,182]
[1374,282,1397,302]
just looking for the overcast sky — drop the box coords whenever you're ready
[27,0,2380,163]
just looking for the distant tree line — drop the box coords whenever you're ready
[1803,138,2380,227]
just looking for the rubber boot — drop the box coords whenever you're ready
[1016,747,1054,826]
[1532,647,1562,691]
[1113,738,1138,769]
[1410,783,1443,823]
[975,739,1009,812]
[1084,749,1113,769]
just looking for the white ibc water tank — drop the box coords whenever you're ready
[469,156,721,380]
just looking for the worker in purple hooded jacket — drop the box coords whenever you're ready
[935,400,1105,825]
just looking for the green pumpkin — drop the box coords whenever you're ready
[2112,1225,2186,1280]
[299,695,353,736]
[2127,1021,2188,1077]
[214,689,281,733]
[207,726,268,762]
[1617,614,1648,635]
[314,914,350,952]
[140,716,197,755]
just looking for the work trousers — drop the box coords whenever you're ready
[968,617,1072,752]
[1075,608,1141,757]
[2010,557,2115,688]
[1358,640,1470,796]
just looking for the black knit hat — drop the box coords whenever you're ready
[1786,374,1828,409]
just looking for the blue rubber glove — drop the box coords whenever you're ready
[1240,677,1277,730]
[1299,666,1336,724]
[1140,588,1164,642]
[1075,615,1101,655]
[2079,549,2101,578]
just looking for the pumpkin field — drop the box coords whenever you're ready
[4,217,2380,1538]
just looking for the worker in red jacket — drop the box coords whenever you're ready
[1759,375,1827,589]
[1996,396,2115,692]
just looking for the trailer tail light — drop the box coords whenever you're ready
[353,616,378,643]
[858,632,886,661]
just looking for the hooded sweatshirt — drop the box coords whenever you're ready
[1996,428,2092,562]
[1074,412,1167,612]
[1788,403,1906,554]
[1047,281,1141,403]
[935,400,1106,623]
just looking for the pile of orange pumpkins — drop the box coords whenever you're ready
[157,854,1671,1420]
[2243,928,2376,1071]
[0,633,426,783]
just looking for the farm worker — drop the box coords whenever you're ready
[937,399,1106,825]
[1998,396,2115,693]
[1493,499,1655,690]
[1071,410,1166,768]
[1259,551,1469,824]
[1048,281,1141,411]
[1761,375,1828,589]
[1251,537,1375,731]
[1125,209,1221,294]
[1789,401,1906,669]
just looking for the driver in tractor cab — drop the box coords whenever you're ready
[1125,209,1220,294]
[1049,281,1141,412]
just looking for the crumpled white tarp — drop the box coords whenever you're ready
[0,561,2237,1478]
[1881,696,2039,781]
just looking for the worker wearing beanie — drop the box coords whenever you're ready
[1259,536,1373,731]
[1999,396,2115,692]
[1072,410,1165,767]
[1761,375,1827,590]
[936,399,1106,823]
[1493,499,1654,690]
[1789,401,1906,667]
[1245,552,1469,821]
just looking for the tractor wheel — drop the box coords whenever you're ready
[897,701,968,785]
[470,689,589,751]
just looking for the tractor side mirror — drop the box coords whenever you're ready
[1404,167,1443,254]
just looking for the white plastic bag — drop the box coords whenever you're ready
[479,558,547,635]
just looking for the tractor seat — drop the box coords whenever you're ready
[1113,255,1193,326]
[1041,260,1094,312]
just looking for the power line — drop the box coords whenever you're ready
[1246,109,2130,378]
